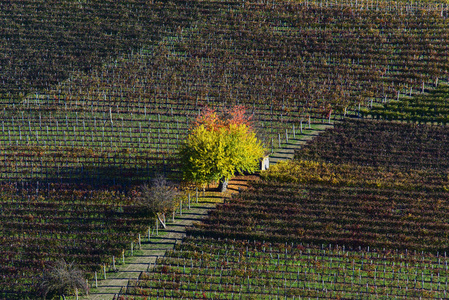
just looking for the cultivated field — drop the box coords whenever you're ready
[2,0,449,298]
[122,119,449,299]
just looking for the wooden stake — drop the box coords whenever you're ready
[138,234,141,249]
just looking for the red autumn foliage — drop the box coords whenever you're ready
[193,105,253,132]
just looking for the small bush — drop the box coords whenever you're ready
[38,259,88,299]
[137,175,180,217]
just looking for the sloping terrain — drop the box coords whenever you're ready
[2,0,449,298]
[125,121,449,298]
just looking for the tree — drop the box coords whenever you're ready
[136,175,180,228]
[38,259,88,299]
[179,106,264,192]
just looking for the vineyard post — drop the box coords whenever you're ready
[308,116,311,129]
[179,198,183,216]
[285,129,288,144]
[196,187,198,203]
[131,242,134,256]
[167,125,170,154]
[293,124,295,138]
[148,228,151,241]
[122,250,125,265]
[139,234,141,249]
[103,264,107,279]
[188,193,191,209]
[113,256,116,270]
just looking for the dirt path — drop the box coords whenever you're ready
[80,123,333,300]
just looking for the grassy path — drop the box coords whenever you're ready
[82,204,214,300]
[79,177,255,300]
[269,123,334,165]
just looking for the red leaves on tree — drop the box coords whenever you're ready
[193,106,221,131]
[193,105,253,132]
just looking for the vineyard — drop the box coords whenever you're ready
[3,0,449,185]
[0,0,196,99]
[125,238,449,299]
[2,0,449,298]
[122,119,449,299]
[363,83,449,124]
[295,119,449,171]
[0,183,153,298]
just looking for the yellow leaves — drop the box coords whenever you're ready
[179,120,265,188]
[263,159,449,192]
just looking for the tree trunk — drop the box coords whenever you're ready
[218,177,229,193]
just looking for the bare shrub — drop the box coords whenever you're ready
[137,175,180,225]
[38,259,88,299]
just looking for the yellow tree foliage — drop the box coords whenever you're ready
[179,106,264,191]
